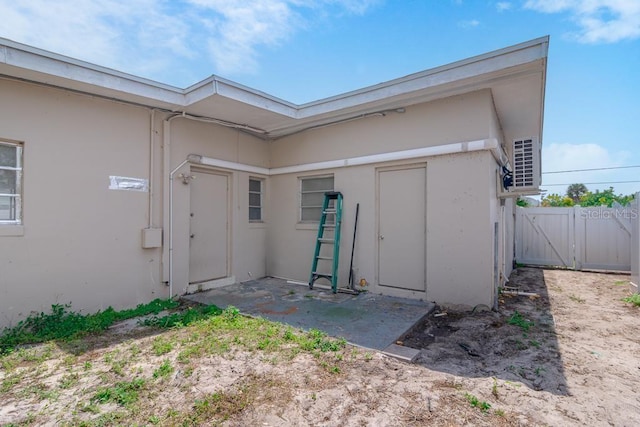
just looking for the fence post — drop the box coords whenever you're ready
[631,194,639,293]
[573,205,582,270]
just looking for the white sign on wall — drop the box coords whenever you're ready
[108,176,149,192]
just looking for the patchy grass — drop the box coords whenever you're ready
[0,304,350,426]
[623,293,640,307]
[92,378,147,407]
[569,294,586,304]
[507,311,534,331]
[0,299,180,354]
[152,359,174,379]
[464,392,492,412]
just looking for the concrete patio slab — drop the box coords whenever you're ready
[382,343,421,362]
[183,277,434,351]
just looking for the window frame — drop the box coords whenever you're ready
[248,177,264,223]
[0,140,23,226]
[299,174,334,223]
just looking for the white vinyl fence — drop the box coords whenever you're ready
[516,202,639,272]
[631,194,639,292]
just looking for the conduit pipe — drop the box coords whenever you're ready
[191,138,507,177]
[164,113,184,297]
[168,154,203,298]
[148,109,155,228]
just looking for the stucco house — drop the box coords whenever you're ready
[0,36,548,328]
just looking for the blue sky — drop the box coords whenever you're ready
[1,0,638,196]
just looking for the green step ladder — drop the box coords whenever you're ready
[309,191,343,293]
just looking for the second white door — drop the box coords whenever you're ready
[378,165,426,292]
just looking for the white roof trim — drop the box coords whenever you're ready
[296,37,548,117]
[0,36,548,138]
[0,39,184,106]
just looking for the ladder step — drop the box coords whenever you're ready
[315,256,333,260]
[323,209,336,214]
[311,272,333,279]
[322,224,335,228]
[318,238,334,244]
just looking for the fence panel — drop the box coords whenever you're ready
[576,207,632,271]
[516,207,574,268]
[516,204,637,272]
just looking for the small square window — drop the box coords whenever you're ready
[300,175,334,222]
[249,178,263,222]
[0,141,22,224]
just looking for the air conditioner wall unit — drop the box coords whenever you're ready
[511,137,541,190]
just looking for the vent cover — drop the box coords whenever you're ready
[512,137,540,190]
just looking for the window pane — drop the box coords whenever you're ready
[0,195,15,221]
[0,169,17,194]
[249,192,261,206]
[0,144,16,168]
[301,177,333,192]
[301,207,322,222]
[249,207,261,221]
[301,192,325,207]
[249,179,261,192]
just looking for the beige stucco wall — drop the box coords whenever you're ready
[267,152,497,307]
[0,80,512,328]
[270,90,496,167]
[267,90,501,307]
[0,80,269,328]
[0,79,163,326]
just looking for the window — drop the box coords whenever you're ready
[0,141,22,224]
[249,178,263,222]
[300,175,334,222]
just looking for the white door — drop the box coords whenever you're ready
[378,165,426,292]
[189,169,229,284]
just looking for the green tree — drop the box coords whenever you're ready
[541,193,574,207]
[566,183,588,203]
[579,187,635,207]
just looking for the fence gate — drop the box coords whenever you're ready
[516,204,637,272]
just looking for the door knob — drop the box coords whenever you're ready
[379,235,384,240]
[190,234,195,238]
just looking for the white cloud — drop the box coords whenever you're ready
[0,0,380,81]
[496,2,512,12]
[191,0,301,75]
[0,0,195,78]
[327,0,383,15]
[458,19,481,28]
[524,0,640,43]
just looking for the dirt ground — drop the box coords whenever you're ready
[1,268,639,426]
[402,267,640,426]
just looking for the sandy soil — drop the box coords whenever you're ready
[1,268,639,426]
[403,267,640,426]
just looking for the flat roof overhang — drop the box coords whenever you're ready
[0,36,548,141]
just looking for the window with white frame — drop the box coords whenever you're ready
[300,175,334,222]
[0,141,22,224]
[249,178,263,222]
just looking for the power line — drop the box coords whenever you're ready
[542,180,640,187]
[542,165,640,174]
